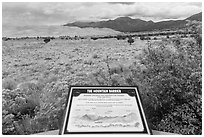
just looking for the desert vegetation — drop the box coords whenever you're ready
[2,21,202,135]
[43,38,51,43]
[127,36,134,45]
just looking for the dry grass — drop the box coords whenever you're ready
[2,38,147,85]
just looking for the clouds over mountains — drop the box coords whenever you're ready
[3,2,202,27]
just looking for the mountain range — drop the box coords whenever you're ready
[64,12,202,32]
[80,112,138,123]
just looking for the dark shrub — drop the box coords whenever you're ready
[2,37,10,41]
[44,38,50,43]
[127,36,134,45]
[194,34,202,46]
[140,36,150,40]
[91,37,98,40]
[116,35,126,40]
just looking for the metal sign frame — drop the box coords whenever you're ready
[59,86,152,135]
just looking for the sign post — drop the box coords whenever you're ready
[59,86,152,135]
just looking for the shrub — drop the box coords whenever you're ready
[2,37,10,41]
[2,88,39,134]
[2,79,17,90]
[2,109,16,134]
[44,38,50,43]
[90,56,136,86]
[127,36,134,45]
[2,81,43,134]
[139,35,202,134]
[43,74,58,84]
[194,34,202,46]
[84,58,93,65]
[91,25,202,134]
[153,37,157,40]
[92,54,99,59]
[116,35,126,40]
[2,71,10,79]
[91,37,98,40]
[109,65,124,75]
[2,79,69,135]
[140,36,145,40]
[140,36,151,40]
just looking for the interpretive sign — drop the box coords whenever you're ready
[59,86,152,134]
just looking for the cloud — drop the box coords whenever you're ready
[69,2,202,22]
[2,2,202,28]
[3,2,80,26]
[100,2,202,21]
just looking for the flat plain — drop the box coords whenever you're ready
[2,38,147,85]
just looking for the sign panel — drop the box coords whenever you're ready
[59,86,151,134]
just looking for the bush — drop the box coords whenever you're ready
[2,79,17,90]
[2,88,39,134]
[84,58,93,65]
[194,34,202,46]
[2,71,10,79]
[91,37,98,40]
[139,35,202,134]
[116,35,126,40]
[127,36,134,45]
[92,54,100,59]
[140,36,151,40]
[44,38,50,43]
[2,79,69,135]
[91,25,202,134]
[153,37,157,40]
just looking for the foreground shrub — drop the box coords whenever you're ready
[2,88,39,134]
[2,79,69,135]
[91,27,202,134]
[139,36,201,134]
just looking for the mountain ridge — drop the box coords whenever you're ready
[64,12,202,32]
[79,112,138,123]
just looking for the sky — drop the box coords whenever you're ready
[2,2,202,28]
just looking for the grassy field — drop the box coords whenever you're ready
[2,37,149,134]
[2,33,202,135]
[2,38,147,85]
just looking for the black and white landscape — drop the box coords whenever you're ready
[64,12,202,32]
[2,2,202,135]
